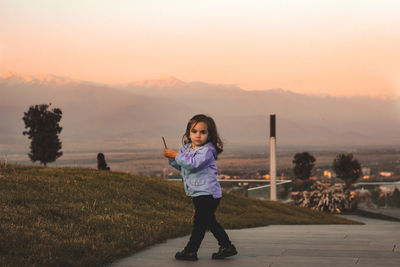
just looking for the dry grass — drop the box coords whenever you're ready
[0,164,359,266]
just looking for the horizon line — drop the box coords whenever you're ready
[1,71,398,100]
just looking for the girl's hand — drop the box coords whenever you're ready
[163,148,178,159]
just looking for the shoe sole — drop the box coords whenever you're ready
[212,251,238,259]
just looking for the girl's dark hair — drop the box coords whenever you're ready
[182,114,223,158]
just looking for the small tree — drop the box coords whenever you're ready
[292,152,316,191]
[22,103,63,166]
[332,153,361,189]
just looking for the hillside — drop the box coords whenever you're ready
[0,164,359,266]
[1,73,399,154]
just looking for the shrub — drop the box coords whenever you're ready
[389,188,400,207]
[291,181,357,214]
[362,188,400,208]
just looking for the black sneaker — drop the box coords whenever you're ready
[212,244,238,259]
[175,249,198,261]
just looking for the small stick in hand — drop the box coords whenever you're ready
[162,136,168,149]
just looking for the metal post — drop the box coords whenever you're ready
[270,114,277,201]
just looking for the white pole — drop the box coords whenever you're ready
[270,137,277,200]
[270,115,277,201]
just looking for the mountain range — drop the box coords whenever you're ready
[1,72,399,154]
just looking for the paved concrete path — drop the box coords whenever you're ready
[111,216,400,267]
[359,207,400,221]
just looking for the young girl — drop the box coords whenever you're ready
[163,114,237,261]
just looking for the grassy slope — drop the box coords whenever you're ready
[0,165,359,266]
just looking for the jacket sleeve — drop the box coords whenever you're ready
[175,146,214,171]
[168,158,181,171]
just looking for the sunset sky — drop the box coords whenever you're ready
[1,0,399,97]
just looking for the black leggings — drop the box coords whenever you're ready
[185,195,232,252]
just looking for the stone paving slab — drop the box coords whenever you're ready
[111,215,400,267]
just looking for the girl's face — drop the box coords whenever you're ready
[189,121,208,148]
